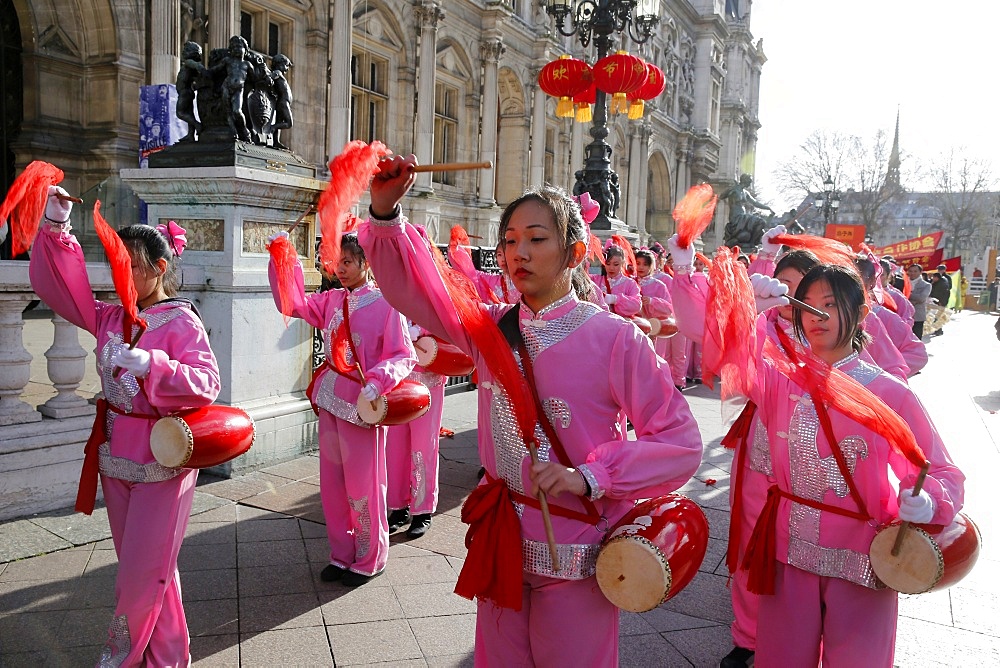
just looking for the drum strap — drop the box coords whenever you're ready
[497,305,601,525]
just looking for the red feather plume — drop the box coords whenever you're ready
[695,252,713,271]
[267,234,299,326]
[448,225,500,304]
[770,233,856,269]
[92,201,146,344]
[317,140,391,275]
[703,247,756,398]
[610,234,637,278]
[673,184,718,249]
[587,233,606,266]
[0,161,64,257]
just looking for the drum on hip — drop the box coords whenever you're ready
[413,335,475,377]
[356,378,432,426]
[868,512,981,594]
[595,494,709,613]
[647,316,679,339]
[150,405,255,469]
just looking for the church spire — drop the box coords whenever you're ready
[883,107,901,192]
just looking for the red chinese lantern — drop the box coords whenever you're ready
[538,55,593,118]
[627,63,666,120]
[593,51,648,115]
[573,83,596,123]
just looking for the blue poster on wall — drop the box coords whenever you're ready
[139,84,188,224]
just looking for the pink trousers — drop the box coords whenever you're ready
[474,573,619,667]
[755,562,898,667]
[666,332,688,386]
[729,451,768,650]
[99,469,198,668]
[386,383,444,515]
[319,411,389,576]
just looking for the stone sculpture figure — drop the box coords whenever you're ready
[720,173,775,249]
[176,41,206,141]
[220,35,253,142]
[270,54,294,150]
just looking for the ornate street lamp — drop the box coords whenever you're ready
[545,1,659,230]
[814,175,841,226]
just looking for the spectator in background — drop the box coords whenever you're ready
[929,272,951,336]
[907,263,932,339]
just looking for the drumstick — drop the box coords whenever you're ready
[891,462,930,557]
[112,328,146,380]
[411,161,493,173]
[287,204,315,235]
[413,341,429,355]
[56,193,84,204]
[786,296,829,321]
[527,438,561,572]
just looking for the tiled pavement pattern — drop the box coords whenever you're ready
[2,310,998,666]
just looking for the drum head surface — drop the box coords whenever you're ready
[150,417,194,468]
[596,537,672,613]
[413,336,438,368]
[869,525,943,594]
[648,318,662,337]
[356,395,388,426]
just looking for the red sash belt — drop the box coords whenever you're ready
[75,400,160,515]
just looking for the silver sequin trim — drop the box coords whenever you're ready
[522,538,600,580]
[409,368,445,388]
[99,335,139,413]
[542,397,572,429]
[521,302,600,358]
[749,416,773,475]
[368,212,402,227]
[98,443,183,483]
[787,536,881,589]
[313,372,368,427]
[349,495,372,559]
[412,451,427,509]
[577,464,604,501]
[97,614,130,667]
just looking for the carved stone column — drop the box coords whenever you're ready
[327,0,353,159]
[0,294,41,426]
[413,2,445,194]
[208,0,237,53]
[637,122,652,242]
[626,125,643,229]
[151,0,181,85]
[39,313,91,418]
[570,116,585,186]
[478,36,505,207]
[529,71,546,187]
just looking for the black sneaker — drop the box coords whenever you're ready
[387,507,410,532]
[407,513,432,538]
[342,569,383,587]
[720,646,754,668]
[320,564,347,582]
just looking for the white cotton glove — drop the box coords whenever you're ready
[0,220,7,245]
[666,234,695,272]
[898,487,935,524]
[408,325,422,340]
[750,273,789,314]
[111,347,152,378]
[605,293,617,305]
[45,186,73,225]
[360,382,380,401]
[760,224,787,256]
[267,230,289,247]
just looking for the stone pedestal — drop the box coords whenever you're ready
[121,163,326,474]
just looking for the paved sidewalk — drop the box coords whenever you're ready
[1,311,998,666]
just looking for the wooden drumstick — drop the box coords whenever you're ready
[413,341,429,355]
[527,438,561,572]
[411,161,493,173]
[287,204,315,234]
[891,462,930,557]
[786,296,829,321]
[56,193,84,204]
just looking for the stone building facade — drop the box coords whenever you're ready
[1,0,764,248]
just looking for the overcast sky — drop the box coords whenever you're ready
[749,0,997,210]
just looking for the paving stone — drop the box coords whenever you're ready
[426,654,475,668]
[185,597,240,637]
[183,520,237,546]
[0,610,68,653]
[0,520,73,563]
[82,547,118,576]
[657,570,734,626]
[240,626,334,665]
[950,584,1000,636]
[238,563,314,598]
[639,606,724,634]
[236,538,307,569]
[384,555,458,586]
[0,579,77,613]
[236,516,301,542]
[620,611,659,636]
[618,630,688,667]
[67,573,117,610]
[398,512,468,560]
[304,537,331,563]
[409,613,476,657]
[178,541,237,572]
[189,491,236,517]
[28,507,112,546]
[57,606,116,647]
[190,633,241,666]
[328,619,422,665]
[259,456,319,481]
[188,503,238,523]
[0,545,91,582]
[298,518,327,538]
[393,582,476,618]
[47,644,105,668]
[196,472,293,502]
[182,568,238,601]
[239,480,322,519]
[319,583,404,625]
[0,650,49,667]
[662,623,733,667]
[239,592,323,632]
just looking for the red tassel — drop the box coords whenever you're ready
[674,184,719,249]
[743,485,782,595]
[721,401,757,451]
[93,201,146,339]
[267,234,298,326]
[0,161,64,257]
[703,248,755,398]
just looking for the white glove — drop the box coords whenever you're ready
[898,487,935,524]
[666,234,695,271]
[360,382,380,401]
[605,293,617,305]
[750,273,789,313]
[45,186,73,225]
[267,230,289,246]
[408,325,422,340]
[760,224,787,256]
[0,220,7,245]
[110,347,152,378]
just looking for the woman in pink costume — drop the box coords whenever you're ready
[596,242,641,317]
[385,318,445,537]
[634,248,676,371]
[676,241,963,666]
[360,156,703,667]
[267,231,415,586]
[856,257,927,375]
[29,189,220,667]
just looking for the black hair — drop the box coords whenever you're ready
[774,249,819,278]
[498,185,591,300]
[604,245,626,263]
[793,264,871,353]
[635,249,656,267]
[854,257,877,290]
[340,232,372,282]
[117,224,180,296]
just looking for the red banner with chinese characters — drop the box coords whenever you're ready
[824,224,867,251]
[873,232,943,261]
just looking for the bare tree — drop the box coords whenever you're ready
[929,151,996,258]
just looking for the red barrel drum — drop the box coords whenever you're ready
[150,405,255,469]
[413,335,475,377]
[356,378,432,426]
